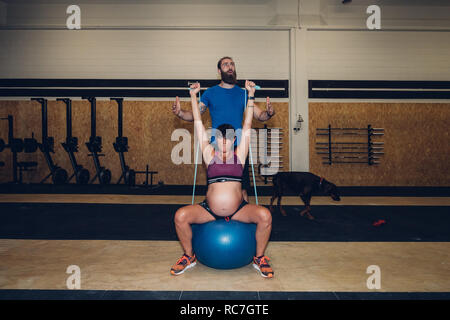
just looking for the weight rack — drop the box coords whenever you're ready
[255,124,284,184]
[315,124,384,165]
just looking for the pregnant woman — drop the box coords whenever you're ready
[170,81,273,278]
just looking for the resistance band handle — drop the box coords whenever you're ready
[189,85,260,90]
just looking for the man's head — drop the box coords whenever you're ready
[217,56,237,85]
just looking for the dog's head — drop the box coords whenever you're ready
[322,179,341,201]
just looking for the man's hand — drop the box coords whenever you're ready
[266,97,275,117]
[172,96,181,116]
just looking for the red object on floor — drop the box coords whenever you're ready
[373,219,386,227]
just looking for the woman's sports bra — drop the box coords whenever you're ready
[206,152,244,185]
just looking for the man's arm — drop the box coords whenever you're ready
[252,97,275,122]
[172,96,207,122]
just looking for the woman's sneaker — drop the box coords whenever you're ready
[253,255,274,278]
[170,253,197,275]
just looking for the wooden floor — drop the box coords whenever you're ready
[0,193,449,295]
[0,239,449,292]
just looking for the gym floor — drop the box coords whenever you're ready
[0,187,449,300]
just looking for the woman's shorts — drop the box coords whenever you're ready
[199,198,248,221]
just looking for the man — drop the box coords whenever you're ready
[172,56,275,200]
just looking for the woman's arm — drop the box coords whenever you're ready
[190,83,214,164]
[236,80,256,164]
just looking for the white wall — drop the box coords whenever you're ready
[289,28,450,171]
[4,0,296,28]
[0,29,290,79]
[4,0,450,29]
[1,0,450,172]
[306,30,450,81]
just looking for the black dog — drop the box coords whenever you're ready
[269,172,341,220]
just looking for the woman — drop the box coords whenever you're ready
[170,81,273,278]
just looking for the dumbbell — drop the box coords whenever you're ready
[10,138,24,153]
[23,135,38,153]
[0,136,38,155]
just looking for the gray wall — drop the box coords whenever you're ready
[1,0,449,171]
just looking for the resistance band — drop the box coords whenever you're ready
[244,87,259,205]
[192,89,201,205]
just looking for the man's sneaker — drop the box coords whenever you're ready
[253,255,274,278]
[170,253,197,275]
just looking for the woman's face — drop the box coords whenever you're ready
[216,135,235,154]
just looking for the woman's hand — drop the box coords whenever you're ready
[245,80,256,96]
[190,82,201,96]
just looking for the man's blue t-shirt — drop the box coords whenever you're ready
[200,84,247,145]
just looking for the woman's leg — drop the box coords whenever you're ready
[231,204,272,257]
[174,204,215,256]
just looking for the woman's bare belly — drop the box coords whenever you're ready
[206,181,243,216]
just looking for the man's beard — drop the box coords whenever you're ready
[220,70,237,85]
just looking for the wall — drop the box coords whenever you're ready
[309,102,450,186]
[0,29,290,79]
[296,29,450,186]
[0,100,290,185]
[1,0,449,186]
[305,30,450,81]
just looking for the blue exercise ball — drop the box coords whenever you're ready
[192,220,257,269]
